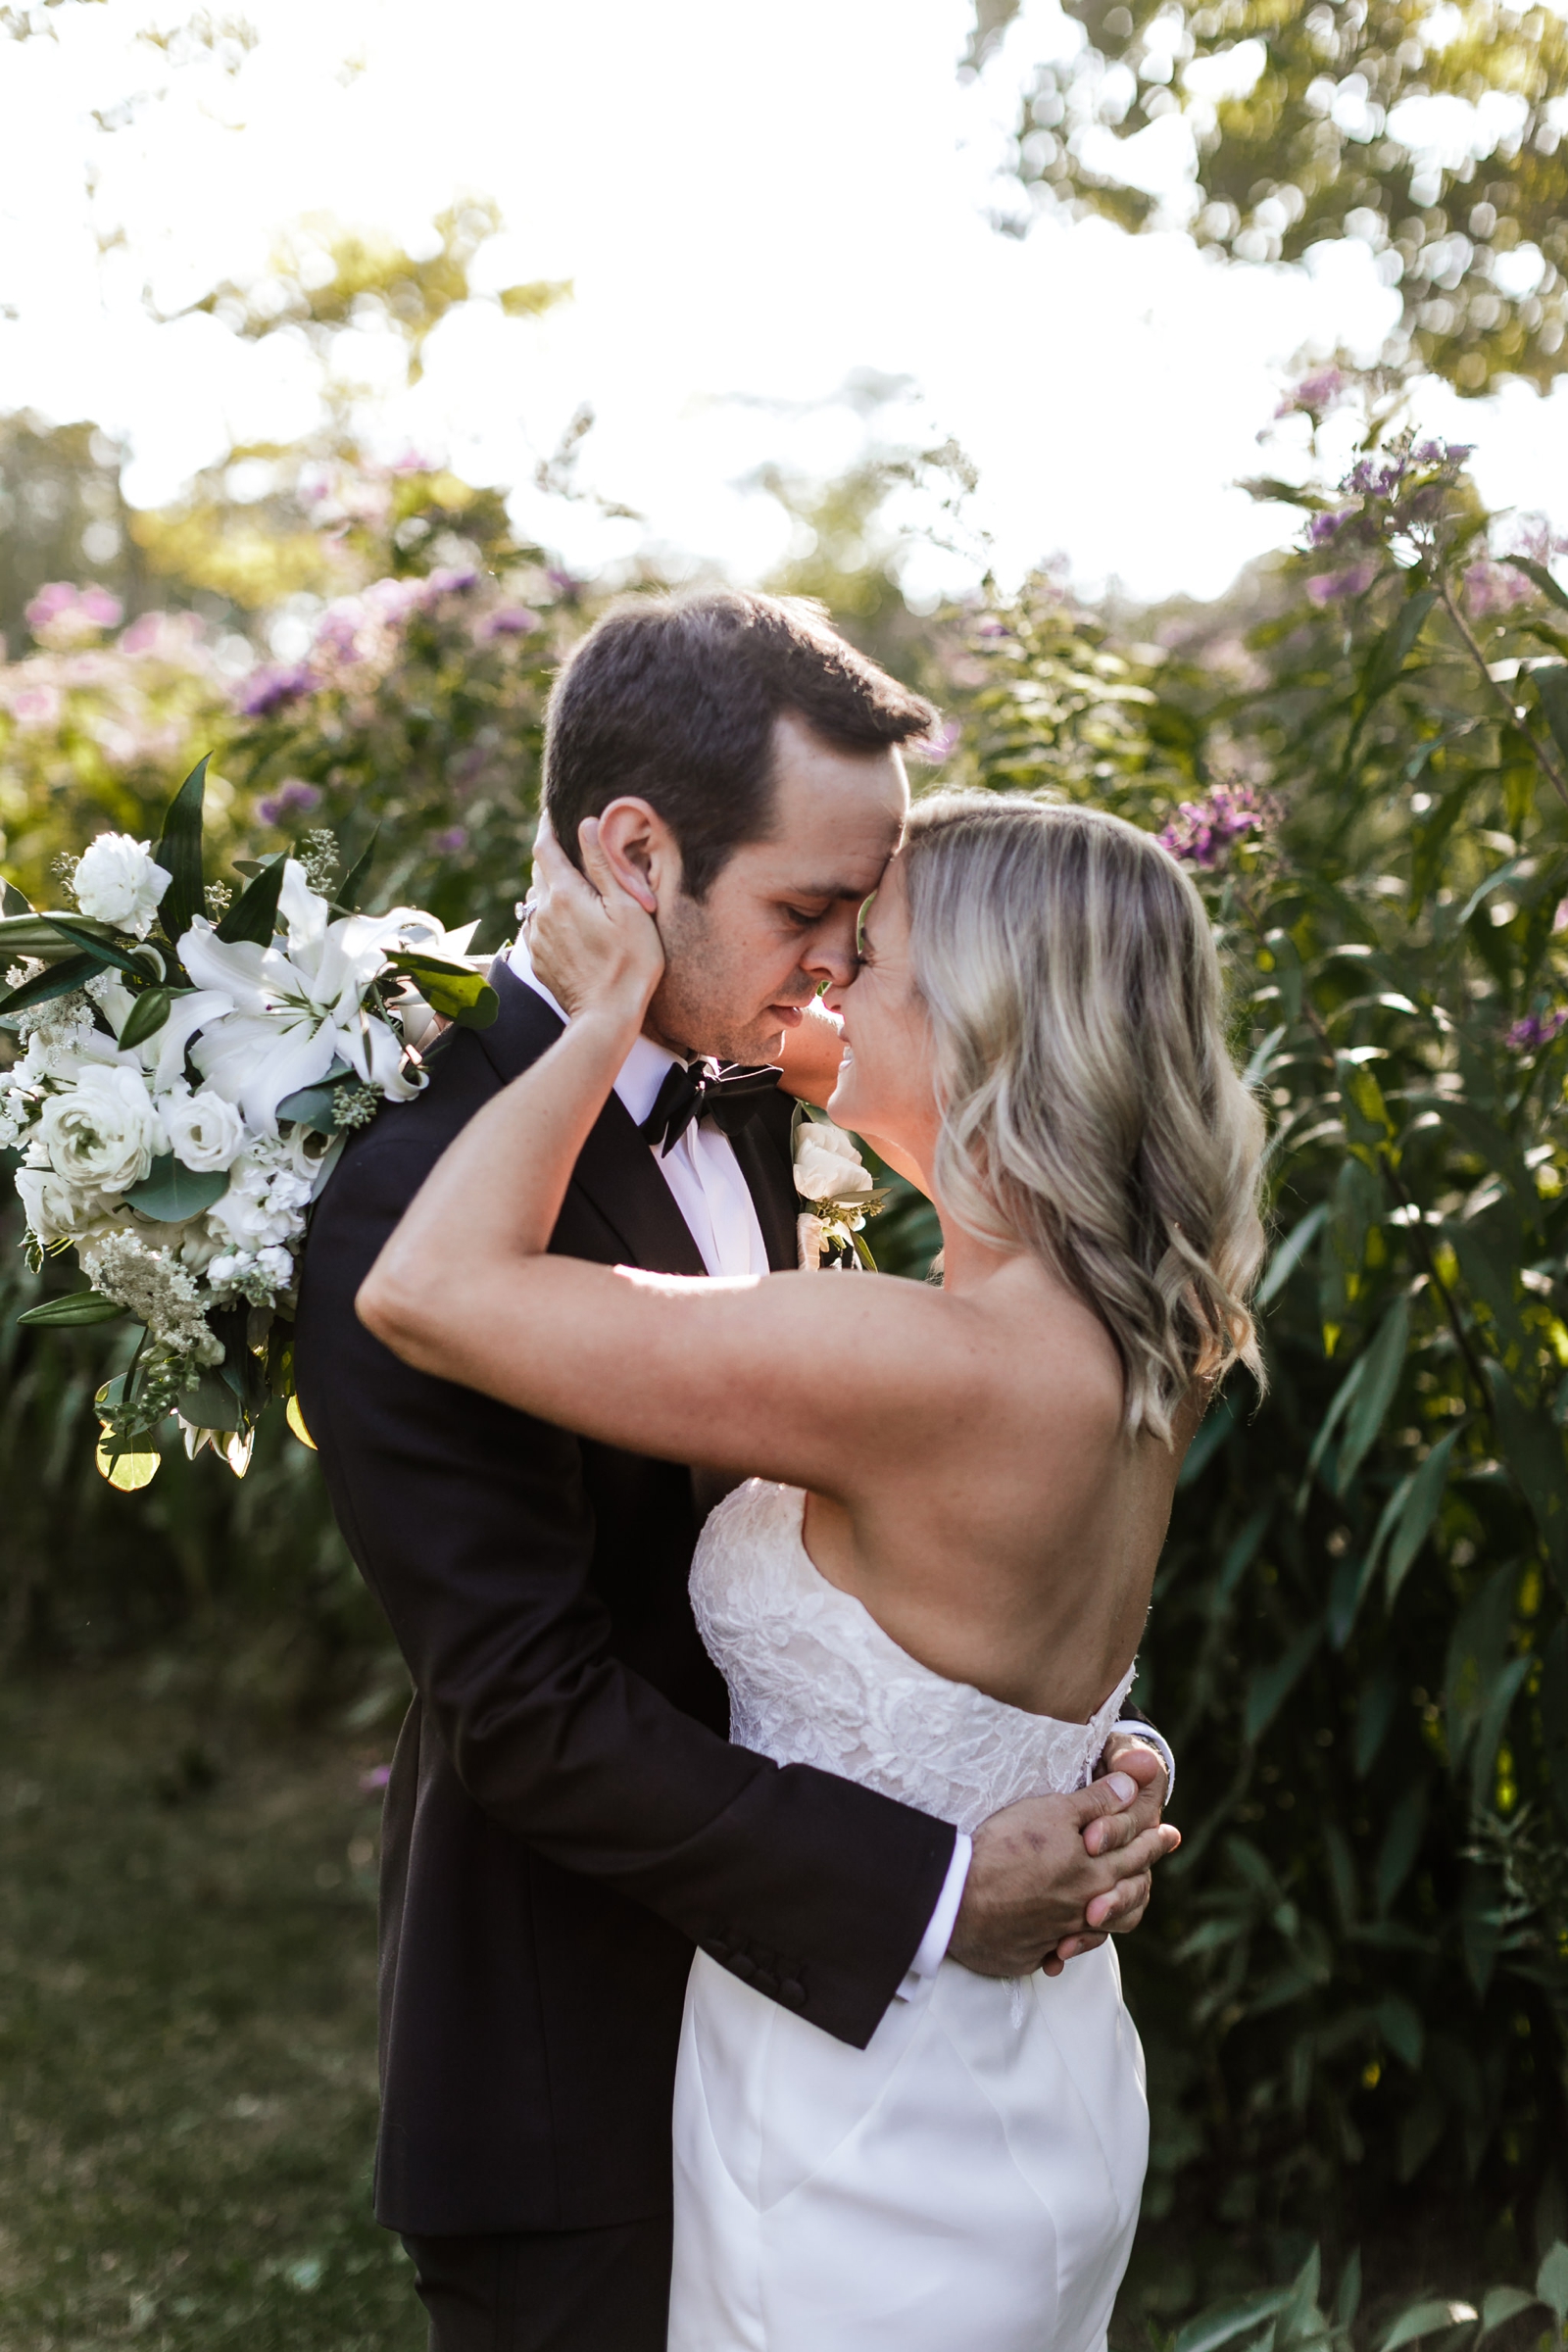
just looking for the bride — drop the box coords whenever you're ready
[360,790,1265,2352]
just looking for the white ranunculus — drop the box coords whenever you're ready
[163,1086,247,1173]
[36,1063,166,1196]
[795,1133,873,1203]
[73,832,172,940]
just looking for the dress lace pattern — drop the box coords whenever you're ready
[689,1478,1136,1837]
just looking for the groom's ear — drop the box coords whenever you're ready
[593,797,682,916]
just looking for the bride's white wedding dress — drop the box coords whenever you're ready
[668,1478,1149,2352]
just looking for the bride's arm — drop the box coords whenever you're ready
[358,823,948,1494]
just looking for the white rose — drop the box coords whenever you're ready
[16,1163,87,1246]
[36,1063,166,1196]
[795,1134,873,1203]
[73,832,172,940]
[164,1086,247,1174]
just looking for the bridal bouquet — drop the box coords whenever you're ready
[0,756,495,1487]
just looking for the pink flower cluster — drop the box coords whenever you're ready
[234,569,483,717]
[1157,782,1263,869]
[25,580,123,649]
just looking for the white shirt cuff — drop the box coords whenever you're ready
[897,1833,971,1997]
[1109,1721,1175,1802]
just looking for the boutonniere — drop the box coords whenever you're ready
[792,1107,887,1271]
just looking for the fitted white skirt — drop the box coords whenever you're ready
[668,1938,1148,2352]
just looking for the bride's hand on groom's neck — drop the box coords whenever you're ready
[527,813,665,1029]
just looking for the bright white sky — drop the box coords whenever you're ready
[2,0,1567,607]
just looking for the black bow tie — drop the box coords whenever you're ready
[639,1059,783,1155]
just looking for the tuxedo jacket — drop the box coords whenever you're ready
[292,960,957,2237]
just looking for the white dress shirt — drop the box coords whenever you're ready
[507,934,971,1981]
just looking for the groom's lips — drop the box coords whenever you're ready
[768,1004,808,1029]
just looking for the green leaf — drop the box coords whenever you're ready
[1478,2288,1537,2338]
[1244,1621,1322,1744]
[338,823,379,913]
[1468,1654,1531,1811]
[386,953,499,1029]
[1376,1992,1424,2069]
[1385,1429,1461,1606]
[1537,2243,1568,2327]
[1,877,34,916]
[0,910,115,960]
[17,1290,127,1329]
[1375,1778,1428,1916]
[118,986,176,1050]
[1175,2288,1294,2352]
[1378,2299,1478,2352]
[1347,588,1438,757]
[181,1361,241,1432]
[39,912,158,982]
[122,1153,230,1224]
[217,853,286,947]
[275,1060,353,1133]
[156,753,210,947]
[1535,667,1568,770]
[1335,1295,1410,1494]
[1504,555,1568,613]
[1257,1203,1327,1309]
[0,951,103,1016]
[1179,1387,1243,1489]
[1336,2251,1362,2331]
[1485,1362,1568,1592]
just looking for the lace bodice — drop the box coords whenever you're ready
[689,1479,1136,1837]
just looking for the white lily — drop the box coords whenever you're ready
[177,862,437,1133]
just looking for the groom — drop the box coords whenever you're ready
[294,588,1177,2352]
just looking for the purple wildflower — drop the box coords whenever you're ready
[1464,561,1533,618]
[974,615,1008,639]
[237,662,316,718]
[1276,367,1346,418]
[1158,783,1263,870]
[424,565,479,598]
[545,567,579,600]
[433,825,470,855]
[259,778,323,825]
[479,605,540,640]
[1306,561,1380,605]
[78,584,123,628]
[1308,509,1351,546]
[1505,1004,1568,1052]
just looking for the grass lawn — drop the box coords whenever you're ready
[0,1659,421,2352]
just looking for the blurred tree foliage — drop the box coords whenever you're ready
[0,415,152,655]
[973,0,1568,394]
[908,389,1568,2294]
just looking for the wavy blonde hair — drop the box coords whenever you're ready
[901,793,1267,1443]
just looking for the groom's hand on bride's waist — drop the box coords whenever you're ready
[946,1758,1180,1982]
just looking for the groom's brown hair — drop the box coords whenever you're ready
[543,589,934,900]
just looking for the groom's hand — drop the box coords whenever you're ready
[1051,1741,1171,1971]
[948,1771,1180,1981]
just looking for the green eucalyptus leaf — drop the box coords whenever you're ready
[1243,1621,1322,1745]
[17,1290,127,1329]
[1478,2288,1538,2338]
[182,1360,241,1432]
[1176,2289,1294,2352]
[1257,1202,1328,1308]
[1378,2299,1478,2352]
[1537,2243,1568,2327]
[156,753,210,948]
[122,1153,230,1223]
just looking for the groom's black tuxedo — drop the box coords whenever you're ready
[293,960,957,2240]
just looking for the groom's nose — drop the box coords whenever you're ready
[799,906,860,991]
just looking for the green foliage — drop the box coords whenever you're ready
[917,394,1568,2283]
[980,0,1568,394]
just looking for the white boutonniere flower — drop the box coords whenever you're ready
[793,1111,883,1271]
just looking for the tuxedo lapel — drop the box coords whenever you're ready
[475,958,707,1279]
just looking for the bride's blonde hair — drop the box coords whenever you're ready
[900,792,1266,1443]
